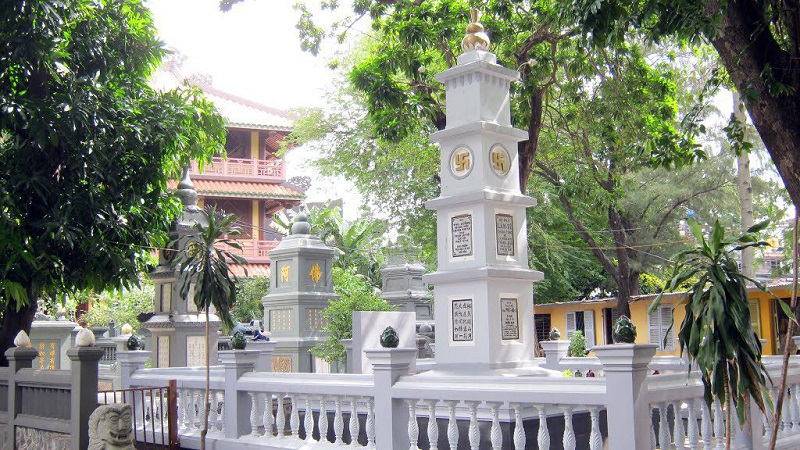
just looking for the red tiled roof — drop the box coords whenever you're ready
[168,179,304,200]
[231,264,270,278]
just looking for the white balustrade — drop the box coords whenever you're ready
[249,391,260,436]
[534,404,547,450]
[275,394,285,438]
[562,406,576,450]
[672,401,685,450]
[262,393,273,438]
[589,407,602,450]
[318,395,328,443]
[334,396,344,444]
[488,402,502,450]
[349,397,360,446]
[445,400,458,450]
[686,399,699,449]
[701,400,712,448]
[658,403,670,449]
[366,398,375,448]
[713,399,724,450]
[290,394,300,439]
[467,401,480,450]
[407,399,419,450]
[427,400,439,450]
[305,396,315,442]
[208,391,219,433]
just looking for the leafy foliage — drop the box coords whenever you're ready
[311,266,395,363]
[0,0,226,362]
[651,219,791,425]
[232,276,269,323]
[568,330,587,357]
[76,280,155,331]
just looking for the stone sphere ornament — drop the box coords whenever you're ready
[76,327,96,347]
[13,330,31,348]
[230,330,247,350]
[380,326,400,348]
[549,327,561,341]
[612,315,637,344]
[126,335,141,351]
[120,323,133,336]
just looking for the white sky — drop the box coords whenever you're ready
[147,0,364,219]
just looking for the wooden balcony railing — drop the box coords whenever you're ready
[190,157,285,182]
[215,238,280,263]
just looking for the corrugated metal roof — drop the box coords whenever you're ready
[168,179,304,200]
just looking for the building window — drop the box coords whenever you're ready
[648,306,675,351]
[535,314,551,342]
[749,300,761,338]
[566,310,595,349]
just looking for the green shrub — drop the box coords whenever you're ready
[568,330,587,357]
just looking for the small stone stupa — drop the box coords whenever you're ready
[261,211,338,372]
[422,9,545,373]
[141,167,221,368]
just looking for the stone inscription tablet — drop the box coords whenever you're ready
[500,298,520,340]
[451,214,473,258]
[495,214,515,256]
[452,299,474,341]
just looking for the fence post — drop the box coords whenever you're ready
[116,350,152,389]
[540,340,570,370]
[218,349,259,438]
[67,345,105,450]
[167,379,179,450]
[5,344,39,448]
[365,348,416,450]
[594,344,657,450]
[248,341,276,372]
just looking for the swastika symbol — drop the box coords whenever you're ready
[454,152,471,172]
[492,151,508,172]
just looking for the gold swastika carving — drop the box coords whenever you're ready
[450,147,473,178]
[490,145,511,176]
[455,152,470,171]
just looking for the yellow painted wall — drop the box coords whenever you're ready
[251,200,260,239]
[542,301,613,350]
[540,287,788,356]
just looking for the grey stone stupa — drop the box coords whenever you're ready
[380,253,433,320]
[261,211,338,372]
[141,167,221,368]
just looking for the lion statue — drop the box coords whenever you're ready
[88,404,135,450]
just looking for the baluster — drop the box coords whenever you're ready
[208,391,219,433]
[427,400,439,450]
[488,402,502,450]
[466,401,479,450]
[589,407,602,450]
[349,397,360,446]
[262,393,273,438]
[794,384,800,433]
[650,406,657,450]
[276,394,286,438]
[185,390,195,429]
[700,400,712,449]
[407,399,419,450]
[763,400,772,443]
[672,401,685,450]
[334,396,345,444]
[366,398,375,448]
[248,392,260,436]
[790,385,800,432]
[445,400,459,450]
[290,394,300,439]
[218,392,225,434]
[319,396,329,443]
[534,404,548,450]
[179,389,189,429]
[782,387,792,434]
[659,403,671,449]
[195,389,204,430]
[562,406,576,450]
[713,399,724,450]
[305,396,315,443]
[686,399,699,450]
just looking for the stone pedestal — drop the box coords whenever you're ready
[540,340,571,369]
[246,341,276,372]
[366,348,416,450]
[595,344,657,450]
[29,319,78,370]
[67,346,105,450]
[219,350,260,438]
[117,350,152,389]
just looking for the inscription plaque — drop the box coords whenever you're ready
[451,299,474,341]
[451,214,473,258]
[157,336,170,368]
[495,214,515,256]
[186,335,206,367]
[500,298,520,340]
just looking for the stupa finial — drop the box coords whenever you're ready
[461,8,490,52]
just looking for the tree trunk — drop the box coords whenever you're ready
[201,308,210,450]
[733,91,755,278]
[0,300,37,367]
[712,2,800,207]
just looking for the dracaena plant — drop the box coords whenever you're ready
[651,218,792,448]
[172,205,246,449]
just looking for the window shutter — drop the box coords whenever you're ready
[749,300,761,338]
[648,309,661,347]
[566,312,576,339]
[660,307,675,351]
[583,310,595,349]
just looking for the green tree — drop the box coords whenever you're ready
[76,278,155,331]
[311,266,395,364]
[173,206,245,449]
[232,276,270,324]
[0,0,226,364]
[562,0,800,208]
[567,330,587,357]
